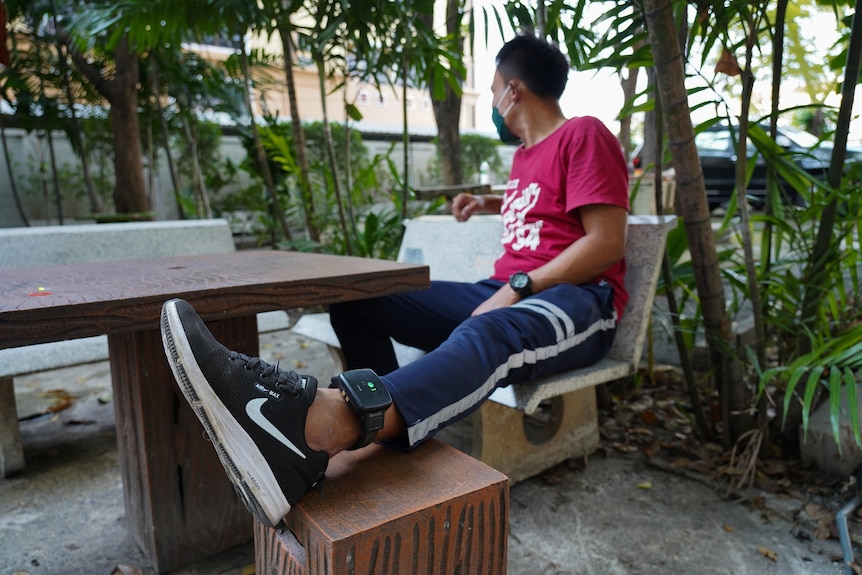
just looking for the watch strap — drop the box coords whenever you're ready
[330,369,392,451]
[351,411,386,450]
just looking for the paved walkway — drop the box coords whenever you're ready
[0,328,849,575]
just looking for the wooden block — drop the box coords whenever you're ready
[255,439,509,575]
[472,386,599,484]
[0,375,25,477]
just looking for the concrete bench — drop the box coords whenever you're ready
[292,214,676,482]
[0,219,289,477]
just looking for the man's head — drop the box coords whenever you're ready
[490,35,570,145]
[495,35,570,100]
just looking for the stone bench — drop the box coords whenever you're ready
[0,219,289,477]
[293,214,676,482]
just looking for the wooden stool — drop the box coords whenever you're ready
[255,439,509,575]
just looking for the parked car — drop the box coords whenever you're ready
[631,124,862,210]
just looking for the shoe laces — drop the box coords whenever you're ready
[228,351,303,395]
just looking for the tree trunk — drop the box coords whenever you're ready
[68,35,149,215]
[642,0,747,445]
[343,90,357,226]
[401,53,410,218]
[421,0,463,186]
[182,115,212,218]
[433,85,463,186]
[725,28,761,442]
[618,66,638,158]
[640,68,658,172]
[315,52,353,255]
[149,54,185,218]
[733,26,765,368]
[761,0,789,322]
[237,37,292,242]
[109,38,149,214]
[277,20,320,242]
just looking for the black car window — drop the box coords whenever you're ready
[695,131,732,152]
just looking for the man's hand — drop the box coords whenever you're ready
[451,193,485,222]
[472,283,520,316]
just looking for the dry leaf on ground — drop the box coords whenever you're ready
[803,502,838,540]
[41,389,78,413]
[757,546,778,561]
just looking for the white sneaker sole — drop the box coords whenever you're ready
[160,301,291,528]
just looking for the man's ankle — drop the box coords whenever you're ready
[305,388,361,457]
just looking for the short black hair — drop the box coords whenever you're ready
[495,35,570,100]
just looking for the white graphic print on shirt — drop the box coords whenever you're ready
[501,180,543,251]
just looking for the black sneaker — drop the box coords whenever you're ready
[160,298,328,528]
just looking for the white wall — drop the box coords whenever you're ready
[0,130,455,228]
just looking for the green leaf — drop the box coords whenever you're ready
[780,365,805,430]
[800,366,825,439]
[345,103,363,122]
[829,368,843,456]
[845,369,861,448]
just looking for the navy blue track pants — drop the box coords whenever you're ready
[329,279,617,448]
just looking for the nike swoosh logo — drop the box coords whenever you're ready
[245,397,306,459]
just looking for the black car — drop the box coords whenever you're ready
[632,124,861,210]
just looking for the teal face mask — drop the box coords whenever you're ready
[492,85,520,144]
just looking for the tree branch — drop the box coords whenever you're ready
[56,31,115,103]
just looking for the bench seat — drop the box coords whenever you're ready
[488,356,634,413]
[292,214,676,483]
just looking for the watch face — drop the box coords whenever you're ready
[336,370,393,412]
[511,273,529,289]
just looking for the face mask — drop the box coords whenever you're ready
[492,85,520,144]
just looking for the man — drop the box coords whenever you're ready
[160,34,629,530]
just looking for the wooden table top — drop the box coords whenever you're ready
[0,250,429,349]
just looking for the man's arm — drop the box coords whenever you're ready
[529,203,627,291]
[471,203,627,316]
[451,193,503,222]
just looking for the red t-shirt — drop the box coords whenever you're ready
[491,116,630,318]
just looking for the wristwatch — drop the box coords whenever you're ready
[509,271,533,297]
[331,369,393,450]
